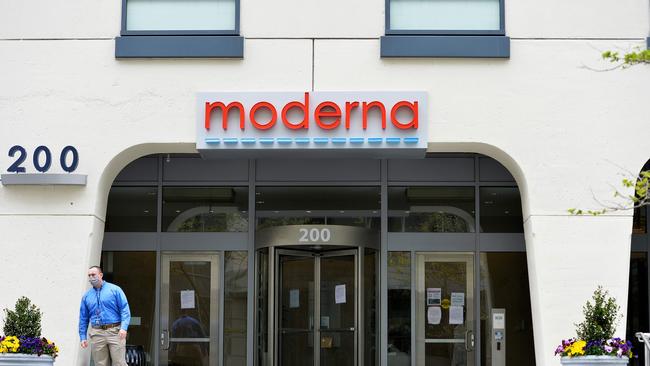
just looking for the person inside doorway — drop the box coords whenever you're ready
[79,265,131,366]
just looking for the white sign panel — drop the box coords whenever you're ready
[197,92,427,154]
[180,290,195,309]
[449,306,464,325]
[290,289,300,308]
[427,288,442,306]
[451,292,465,306]
[335,284,346,304]
[493,312,505,329]
[427,306,442,325]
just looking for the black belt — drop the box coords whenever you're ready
[92,322,120,330]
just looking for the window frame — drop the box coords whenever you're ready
[120,0,241,36]
[385,0,506,36]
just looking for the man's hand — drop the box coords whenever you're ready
[80,340,88,348]
[119,329,127,340]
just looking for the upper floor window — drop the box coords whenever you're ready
[116,0,244,58]
[387,0,503,34]
[381,0,509,58]
[124,0,238,34]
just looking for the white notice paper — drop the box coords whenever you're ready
[449,306,464,325]
[290,289,300,308]
[493,313,505,329]
[180,290,195,309]
[335,284,346,304]
[450,292,465,306]
[427,306,442,325]
[426,288,442,306]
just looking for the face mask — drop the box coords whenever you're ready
[89,276,101,286]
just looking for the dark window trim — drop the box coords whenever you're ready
[117,0,243,58]
[384,0,506,36]
[115,35,244,58]
[380,35,510,58]
[382,0,508,58]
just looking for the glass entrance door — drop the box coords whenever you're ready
[416,253,475,366]
[277,249,358,366]
[161,253,219,366]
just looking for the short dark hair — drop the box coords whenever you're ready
[89,265,103,274]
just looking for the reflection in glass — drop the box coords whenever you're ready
[388,187,475,232]
[224,252,248,366]
[365,249,378,366]
[633,206,647,234]
[627,252,648,366]
[163,187,248,232]
[320,331,355,366]
[388,252,410,366]
[281,332,314,366]
[479,187,523,233]
[105,187,158,232]
[479,253,535,366]
[418,254,474,366]
[101,252,156,365]
[256,249,270,366]
[255,187,380,230]
[320,255,355,366]
[424,262,467,339]
[169,261,211,366]
[390,0,500,31]
[279,255,315,366]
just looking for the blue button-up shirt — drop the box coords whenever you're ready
[78,281,131,341]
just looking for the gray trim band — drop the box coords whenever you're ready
[647,37,649,48]
[387,233,476,251]
[1,173,87,186]
[160,232,248,250]
[103,233,158,251]
[115,36,244,58]
[380,36,510,58]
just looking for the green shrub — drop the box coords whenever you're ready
[575,286,621,341]
[2,297,42,338]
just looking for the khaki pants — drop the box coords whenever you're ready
[89,326,128,366]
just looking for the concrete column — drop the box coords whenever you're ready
[525,215,632,366]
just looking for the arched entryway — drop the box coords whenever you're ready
[100,153,534,366]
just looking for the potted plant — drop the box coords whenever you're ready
[0,297,58,365]
[555,286,633,365]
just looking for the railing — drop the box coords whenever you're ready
[636,333,650,366]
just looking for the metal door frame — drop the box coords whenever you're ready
[415,252,475,366]
[275,248,359,366]
[161,252,220,366]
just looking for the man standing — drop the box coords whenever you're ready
[79,265,131,366]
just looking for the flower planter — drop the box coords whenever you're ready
[0,354,54,365]
[561,356,629,365]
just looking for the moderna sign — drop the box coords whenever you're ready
[196,92,427,156]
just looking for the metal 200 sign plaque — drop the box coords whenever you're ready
[196,92,427,155]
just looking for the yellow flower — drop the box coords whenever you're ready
[567,340,587,356]
[0,336,20,353]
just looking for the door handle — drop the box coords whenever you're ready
[464,330,474,352]
[161,330,170,350]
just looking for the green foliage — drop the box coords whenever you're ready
[2,297,42,338]
[569,170,650,216]
[575,287,621,341]
[602,49,650,67]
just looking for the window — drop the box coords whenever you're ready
[125,0,237,32]
[381,0,510,58]
[388,0,502,34]
[116,0,244,58]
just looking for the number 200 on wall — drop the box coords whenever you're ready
[7,145,79,173]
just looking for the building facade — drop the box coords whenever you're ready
[1,1,650,366]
